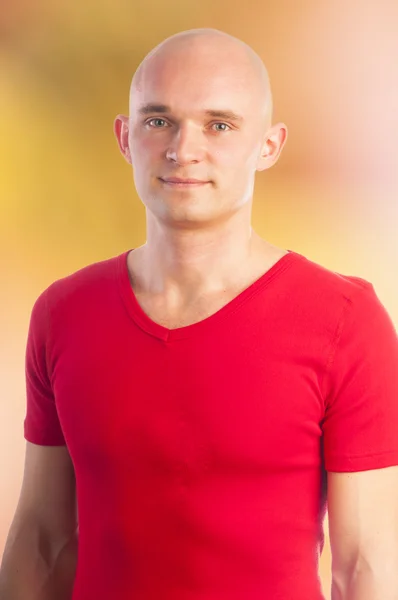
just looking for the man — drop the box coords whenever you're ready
[1,27,398,600]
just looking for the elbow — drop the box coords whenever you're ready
[331,556,398,600]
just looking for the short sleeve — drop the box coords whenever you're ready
[24,288,66,445]
[322,281,398,472]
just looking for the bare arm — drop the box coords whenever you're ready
[0,442,78,600]
[328,466,398,600]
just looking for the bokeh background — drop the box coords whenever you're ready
[1,1,398,597]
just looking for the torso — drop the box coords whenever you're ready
[127,242,289,330]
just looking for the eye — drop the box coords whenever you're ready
[212,123,231,132]
[146,118,168,128]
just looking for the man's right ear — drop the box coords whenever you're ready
[114,115,132,164]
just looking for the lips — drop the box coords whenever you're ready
[161,177,209,184]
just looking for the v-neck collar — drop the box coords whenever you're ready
[117,248,302,342]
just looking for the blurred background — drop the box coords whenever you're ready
[1,1,398,597]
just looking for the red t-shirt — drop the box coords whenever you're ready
[24,249,398,600]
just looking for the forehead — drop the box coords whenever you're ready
[130,48,263,116]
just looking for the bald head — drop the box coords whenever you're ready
[114,27,288,229]
[130,28,273,127]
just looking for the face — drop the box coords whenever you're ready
[115,40,287,228]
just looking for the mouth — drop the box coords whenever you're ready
[159,178,210,188]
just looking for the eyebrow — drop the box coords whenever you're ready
[137,103,244,122]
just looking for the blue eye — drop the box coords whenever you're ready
[212,123,230,132]
[147,118,167,128]
[146,119,230,131]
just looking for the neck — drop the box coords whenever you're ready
[132,215,267,300]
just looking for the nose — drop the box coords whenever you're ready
[165,124,206,166]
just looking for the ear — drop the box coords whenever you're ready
[256,123,288,172]
[114,114,132,164]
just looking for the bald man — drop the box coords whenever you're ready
[1,28,398,600]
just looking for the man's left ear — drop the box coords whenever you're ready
[256,123,288,172]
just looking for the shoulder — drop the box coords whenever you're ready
[284,251,380,337]
[44,250,128,306]
[291,250,373,300]
[29,251,129,327]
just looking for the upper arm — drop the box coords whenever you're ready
[327,466,398,576]
[19,292,77,538]
[13,441,77,542]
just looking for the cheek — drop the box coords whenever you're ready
[218,132,259,163]
[130,131,165,164]
[214,143,243,163]
[215,146,256,173]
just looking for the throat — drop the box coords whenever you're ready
[127,242,289,330]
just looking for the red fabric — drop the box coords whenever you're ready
[24,249,398,600]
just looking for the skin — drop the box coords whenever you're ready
[113,35,398,596]
[114,28,288,312]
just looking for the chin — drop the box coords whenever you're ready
[148,201,215,224]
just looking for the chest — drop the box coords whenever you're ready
[133,289,242,329]
[53,315,326,482]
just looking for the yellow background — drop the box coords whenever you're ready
[1,2,398,598]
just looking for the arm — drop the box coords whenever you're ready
[327,465,398,600]
[0,442,78,600]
